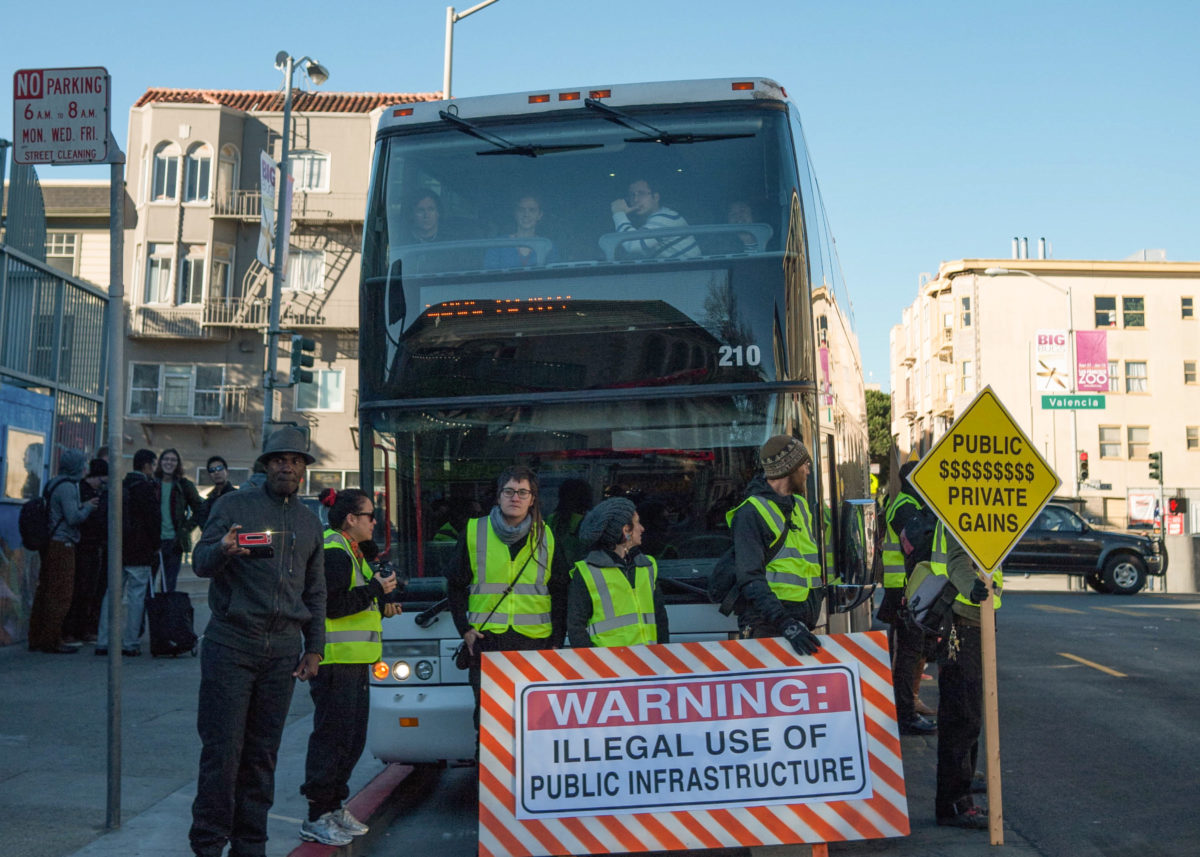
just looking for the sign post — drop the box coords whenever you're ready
[908,386,1061,844]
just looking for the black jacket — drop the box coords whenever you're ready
[196,480,237,530]
[161,476,204,551]
[122,472,162,566]
[566,548,669,647]
[78,479,109,548]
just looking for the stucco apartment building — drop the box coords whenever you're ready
[890,256,1200,530]
[120,87,435,492]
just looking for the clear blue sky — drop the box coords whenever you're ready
[4,0,1197,390]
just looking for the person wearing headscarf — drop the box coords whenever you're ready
[567,497,669,648]
[27,449,98,653]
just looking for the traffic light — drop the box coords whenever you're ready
[1168,497,1188,515]
[1147,451,1162,484]
[1078,450,1089,482]
[289,335,316,385]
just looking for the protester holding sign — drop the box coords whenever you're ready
[566,497,669,648]
[726,435,823,656]
[928,519,1003,831]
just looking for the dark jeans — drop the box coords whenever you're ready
[892,616,928,722]
[935,618,982,818]
[28,540,75,651]
[301,662,370,819]
[467,629,552,732]
[190,639,297,857]
[63,541,105,640]
[160,539,183,592]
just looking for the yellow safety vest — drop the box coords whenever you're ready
[466,517,556,639]
[575,554,658,647]
[727,494,822,604]
[321,528,383,664]
[882,492,920,590]
[822,505,838,584]
[928,522,1003,610]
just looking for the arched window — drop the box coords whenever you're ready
[216,143,240,206]
[290,150,330,192]
[151,141,181,201]
[184,142,213,202]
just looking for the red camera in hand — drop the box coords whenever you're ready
[236,531,275,558]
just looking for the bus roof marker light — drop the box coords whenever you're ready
[558,91,580,101]
[393,108,414,117]
[731,81,754,91]
[589,89,611,99]
[528,94,550,103]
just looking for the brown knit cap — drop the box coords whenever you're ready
[759,434,810,478]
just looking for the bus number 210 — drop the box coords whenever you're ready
[718,344,761,367]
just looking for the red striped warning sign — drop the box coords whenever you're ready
[479,631,908,855]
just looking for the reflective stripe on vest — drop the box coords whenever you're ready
[576,556,658,647]
[321,529,383,664]
[928,523,1003,610]
[466,516,555,638]
[728,494,822,602]
[882,493,920,589]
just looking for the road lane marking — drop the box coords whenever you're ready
[1092,606,1149,617]
[1031,604,1086,614]
[1095,603,1200,611]
[1057,652,1127,677]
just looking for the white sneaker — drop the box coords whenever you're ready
[331,806,369,836]
[300,812,354,846]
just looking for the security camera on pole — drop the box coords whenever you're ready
[260,51,329,448]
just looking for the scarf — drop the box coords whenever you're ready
[490,505,533,546]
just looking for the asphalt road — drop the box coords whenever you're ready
[365,589,1200,857]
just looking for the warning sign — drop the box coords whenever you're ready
[909,386,1060,571]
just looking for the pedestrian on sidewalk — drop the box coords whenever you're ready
[299,489,400,846]
[188,427,326,857]
[63,458,108,645]
[28,449,97,654]
[96,449,161,657]
[156,448,203,592]
[196,455,237,530]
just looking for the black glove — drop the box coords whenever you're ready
[781,621,822,656]
[876,588,904,624]
[968,578,989,604]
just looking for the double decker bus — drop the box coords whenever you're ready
[358,78,873,764]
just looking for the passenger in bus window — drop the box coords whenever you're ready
[406,192,445,243]
[566,497,669,648]
[447,465,569,730]
[726,200,760,252]
[484,194,560,269]
[609,178,700,260]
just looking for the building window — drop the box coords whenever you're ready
[1188,427,1198,451]
[45,232,79,277]
[961,359,974,394]
[129,363,225,419]
[178,245,206,305]
[184,142,213,202]
[211,245,233,302]
[1122,296,1145,328]
[1126,426,1149,460]
[960,296,971,327]
[1094,296,1116,328]
[1107,360,1119,393]
[290,150,330,192]
[144,243,174,304]
[151,142,180,201]
[1124,360,1148,393]
[1186,361,1197,385]
[1184,297,1195,320]
[1099,426,1121,459]
[295,368,344,412]
[285,248,325,293]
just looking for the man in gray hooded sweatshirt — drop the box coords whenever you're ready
[28,449,98,653]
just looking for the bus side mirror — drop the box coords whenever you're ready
[828,498,877,614]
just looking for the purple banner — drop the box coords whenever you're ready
[1075,330,1108,392]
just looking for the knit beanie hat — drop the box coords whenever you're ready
[759,435,810,479]
[578,497,637,549]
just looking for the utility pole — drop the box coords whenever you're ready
[443,0,501,99]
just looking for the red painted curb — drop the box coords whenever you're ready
[286,763,416,856]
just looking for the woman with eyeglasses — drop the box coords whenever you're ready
[156,448,204,592]
[299,489,399,846]
[447,465,569,731]
[196,455,237,529]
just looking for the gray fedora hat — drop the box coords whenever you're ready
[257,426,315,467]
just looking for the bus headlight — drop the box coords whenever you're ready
[414,659,434,681]
[392,661,412,681]
[372,661,390,681]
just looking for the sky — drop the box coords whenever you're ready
[3,0,1197,391]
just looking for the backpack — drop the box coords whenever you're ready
[902,560,957,635]
[707,519,792,616]
[18,476,69,552]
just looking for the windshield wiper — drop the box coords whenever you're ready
[584,98,754,146]
[438,110,601,157]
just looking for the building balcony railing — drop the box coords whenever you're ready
[936,327,954,359]
[900,354,916,367]
[204,297,358,329]
[129,305,231,340]
[213,190,366,222]
[131,385,254,426]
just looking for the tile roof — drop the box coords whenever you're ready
[133,88,441,113]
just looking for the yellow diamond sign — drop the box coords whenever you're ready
[909,386,1061,571]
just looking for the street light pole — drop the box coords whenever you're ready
[262,52,328,447]
[985,267,1078,496]
[442,0,501,99]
